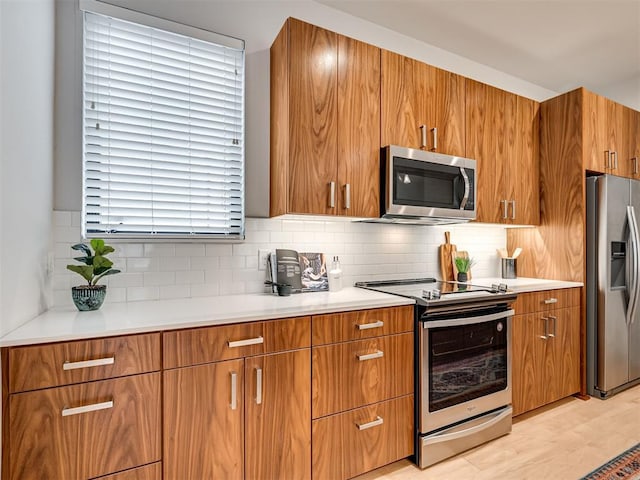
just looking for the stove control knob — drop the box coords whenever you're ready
[421,289,432,299]
[432,289,441,299]
[491,283,500,293]
[498,283,508,293]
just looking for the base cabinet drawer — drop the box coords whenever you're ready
[312,333,413,418]
[8,373,161,480]
[312,395,414,479]
[93,463,162,480]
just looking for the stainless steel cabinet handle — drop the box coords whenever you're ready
[62,400,113,417]
[255,367,262,405]
[357,350,384,361]
[329,181,336,208]
[63,357,115,371]
[228,336,264,348]
[543,298,558,305]
[605,150,611,169]
[356,320,384,330]
[633,157,639,175]
[420,124,427,148]
[431,127,438,151]
[344,183,351,209]
[356,416,383,430]
[510,200,516,220]
[501,200,508,219]
[548,315,557,338]
[540,317,548,340]
[230,372,237,410]
[612,151,618,169]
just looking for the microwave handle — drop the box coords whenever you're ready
[460,168,470,210]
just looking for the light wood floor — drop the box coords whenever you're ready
[357,384,640,480]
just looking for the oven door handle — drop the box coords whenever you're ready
[421,406,513,446]
[422,309,514,329]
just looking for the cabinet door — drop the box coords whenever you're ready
[466,80,515,223]
[546,306,581,404]
[337,35,380,218]
[288,19,338,215]
[381,51,465,156]
[583,91,608,173]
[512,96,540,225]
[606,99,628,176]
[625,107,640,179]
[9,373,160,480]
[245,349,311,480]
[163,359,244,480]
[511,313,547,416]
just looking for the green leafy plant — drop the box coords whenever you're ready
[454,256,476,273]
[66,239,121,286]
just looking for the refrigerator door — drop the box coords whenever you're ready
[629,179,640,381]
[596,175,631,392]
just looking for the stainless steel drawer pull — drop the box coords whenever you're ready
[420,124,427,148]
[605,150,611,169]
[63,357,115,371]
[540,317,548,340]
[356,320,384,330]
[357,350,384,361]
[543,298,558,304]
[510,200,516,220]
[62,400,113,417]
[256,367,263,405]
[329,181,336,208]
[501,200,508,219]
[344,183,351,210]
[356,416,384,430]
[612,151,618,169]
[633,157,639,175]
[228,336,264,348]
[548,315,557,338]
[230,372,238,410]
[431,127,438,151]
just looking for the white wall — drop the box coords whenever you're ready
[0,0,55,336]
[53,0,558,217]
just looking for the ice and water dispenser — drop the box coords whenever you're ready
[611,241,626,289]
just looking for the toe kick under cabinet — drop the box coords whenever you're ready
[1,333,162,480]
[311,305,415,479]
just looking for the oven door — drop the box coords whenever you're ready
[419,308,513,434]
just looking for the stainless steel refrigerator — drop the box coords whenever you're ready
[587,174,640,398]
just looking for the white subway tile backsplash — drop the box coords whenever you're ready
[51,210,508,306]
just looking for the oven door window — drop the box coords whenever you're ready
[393,157,469,210]
[428,318,507,412]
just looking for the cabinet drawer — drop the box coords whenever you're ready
[512,288,580,314]
[94,462,161,480]
[312,395,413,480]
[8,333,161,393]
[163,316,310,368]
[8,372,161,480]
[312,333,413,418]
[312,306,413,345]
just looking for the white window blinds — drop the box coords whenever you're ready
[82,4,245,240]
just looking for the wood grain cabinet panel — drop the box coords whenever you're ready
[381,50,465,156]
[94,463,161,480]
[312,333,413,418]
[8,373,161,480]
[312,305,413,345]
[270,18,381,218]
[512,290,581,416]
[312,395,413,479]
[245,350,311,480]
[9,333,160,393]
[512,288,581,314]
[466,80,539,225]
[163,359,244,480]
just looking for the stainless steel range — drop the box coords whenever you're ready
[355,278,517,468]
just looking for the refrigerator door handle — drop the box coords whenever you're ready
[626,205,640,325]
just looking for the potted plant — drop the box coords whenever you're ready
[454,256,475,283]
[67,239,121,311]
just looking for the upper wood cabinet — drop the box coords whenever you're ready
[628,108,640,179]
[381,50,465,156]
[584,90,636,176]
[270,18,380,218]
[466,80,539,225]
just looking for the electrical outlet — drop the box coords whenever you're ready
[258,249,271,271]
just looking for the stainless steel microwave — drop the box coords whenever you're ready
[380,145,477,224]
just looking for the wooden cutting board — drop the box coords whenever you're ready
[439,231,457,281]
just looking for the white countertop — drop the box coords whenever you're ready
[0,277,583,347]
[471,276,583,293]
[0,287,414,347]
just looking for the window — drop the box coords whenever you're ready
[81,0,245,240]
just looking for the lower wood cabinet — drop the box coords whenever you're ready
[7,373,161,480]
[512,289,581,416]
[95,463,162,480]
[312,395,414,479]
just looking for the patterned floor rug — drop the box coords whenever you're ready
[581,443,640,480]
